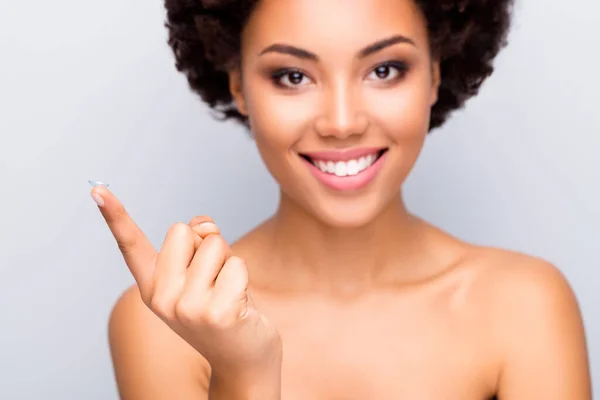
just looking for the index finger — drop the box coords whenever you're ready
[91,186,157,295]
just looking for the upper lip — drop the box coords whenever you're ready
[299,147,387,162]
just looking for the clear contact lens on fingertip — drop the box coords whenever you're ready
[88,180,110,187]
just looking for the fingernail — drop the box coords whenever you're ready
[193,221,220,236]
[89,180,110,188]
[91,193,105,207]
[199,221,219,229]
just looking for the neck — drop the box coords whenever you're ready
[259,190,441,296]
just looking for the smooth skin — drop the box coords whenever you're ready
[102,0,592,399]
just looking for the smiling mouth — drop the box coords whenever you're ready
[299,148,388,177]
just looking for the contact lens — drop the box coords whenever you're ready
[88,180,110,187]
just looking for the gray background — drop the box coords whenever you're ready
[0,0,598,398]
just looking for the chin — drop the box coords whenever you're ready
[305,193,394,229]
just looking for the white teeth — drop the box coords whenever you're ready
[312,153,378,176]
[358,157,367,170]
[326,161,335,173]
[334,161,347,177]
[346,160,359,175]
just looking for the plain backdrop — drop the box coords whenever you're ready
[0,0,598,398]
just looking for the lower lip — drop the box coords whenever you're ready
[303,152,387,192]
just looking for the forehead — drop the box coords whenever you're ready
[243,0,429,53]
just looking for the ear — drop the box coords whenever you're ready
[228,68,248,116]
[430,60,441,107]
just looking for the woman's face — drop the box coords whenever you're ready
[230,0,439,228]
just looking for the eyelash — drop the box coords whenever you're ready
[270,61,409,89]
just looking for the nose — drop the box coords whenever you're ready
[314,84,369,139]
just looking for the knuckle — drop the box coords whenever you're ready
[168,222,190,236]
[202,308,233,329]
[203,233,227,252]
[139,289,153,308]
[175,298,232,329]
[174,297,201,324]
[225,256,249,276]
[149,295,172,318]
[227,255,246,266]
[166,222,195,244]
[117,237,137,255]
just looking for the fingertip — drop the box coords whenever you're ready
[167,222,195,239]
[189,215,215,227]
[90,187,112,208]
[192,221,221,238]
[91,192,105,207]
[90,184,110,197]
[90,186,118,214]
[89,180,111,196]
[90,186,129,225]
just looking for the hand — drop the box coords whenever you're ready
[91,186,282,378]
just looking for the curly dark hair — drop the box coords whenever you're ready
[163,0,514,131]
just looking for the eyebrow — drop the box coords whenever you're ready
[258,34,416,61]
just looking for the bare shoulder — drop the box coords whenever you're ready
[461,246,585,324]
[458,246,592,399]
[460,246,585,340]
[108,285,210,399]
[463,246,578,304]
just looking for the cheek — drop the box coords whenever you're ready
[363,76,431,184]
[243,81,318,187]
[244,81,318,150]
[365,79,433,140]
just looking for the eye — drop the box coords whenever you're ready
[366,62,408,82]
[271,69,312,88]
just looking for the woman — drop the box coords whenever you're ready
[92,0,592,398]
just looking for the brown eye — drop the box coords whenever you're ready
[271,69,312,88]
[374,66,392,79]
[288,71,304,85]
[366,61,408,82]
